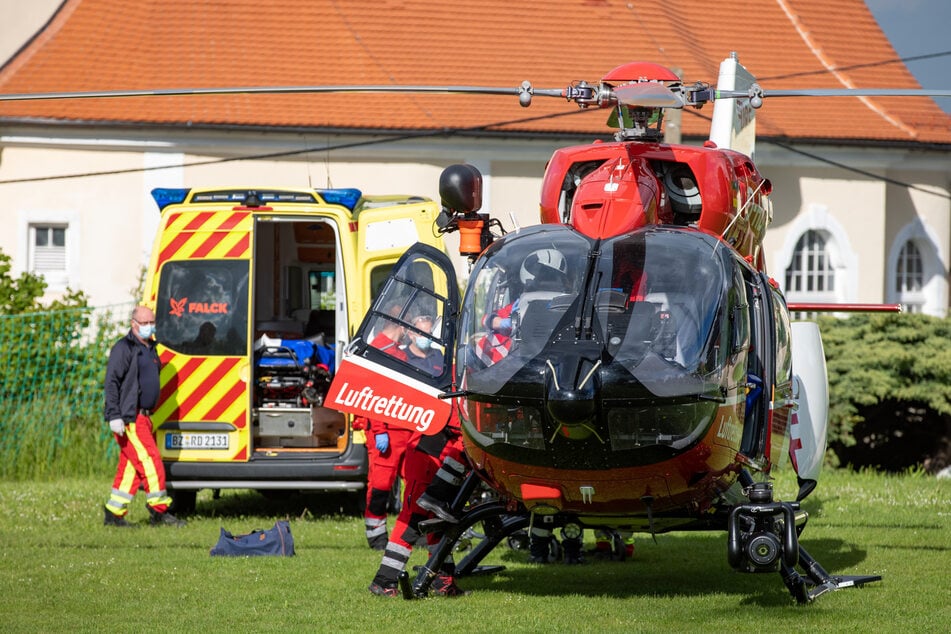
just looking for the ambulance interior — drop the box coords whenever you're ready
[251,219,347,451]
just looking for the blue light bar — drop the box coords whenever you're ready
[318,188,362,211]
[151,188,190,210]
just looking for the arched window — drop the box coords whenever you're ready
[895,240,924,313]
[785,230,834,295]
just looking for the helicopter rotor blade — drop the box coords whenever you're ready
[0,84,525,102]
[712,86,951,108]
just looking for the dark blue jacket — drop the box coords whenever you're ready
[103,331,160,423]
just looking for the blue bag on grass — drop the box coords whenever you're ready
[210,520,296,557]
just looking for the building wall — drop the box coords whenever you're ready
[2,131,949,313]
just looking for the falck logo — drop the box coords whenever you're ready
[168,297,229,317]
[169,297,188,317]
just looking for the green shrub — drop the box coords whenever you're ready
[819,313,951,472]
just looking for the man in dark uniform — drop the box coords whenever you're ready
[103,305,185,527]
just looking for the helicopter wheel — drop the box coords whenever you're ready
[506,529,530,551]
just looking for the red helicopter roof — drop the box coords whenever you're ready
[601,62,681,84]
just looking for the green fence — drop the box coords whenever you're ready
[0,303,133,479]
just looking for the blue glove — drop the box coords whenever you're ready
[375,432,390,453]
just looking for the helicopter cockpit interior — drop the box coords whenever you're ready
[454,223,752,458]
[459,226,737,385]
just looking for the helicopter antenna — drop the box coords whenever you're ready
[714,177,769,256]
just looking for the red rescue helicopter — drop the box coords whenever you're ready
[323,57,912,603]
[5,55,936,604]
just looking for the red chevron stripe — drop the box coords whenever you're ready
[232,407,248,430]
[183,211,215,231]
[205,379,247,421]
[217,211,250,230]
[175,358,241,416]
[157,232,192,270]
[160,357,203,408]
[224,233,250,258]
[188,231,228,258]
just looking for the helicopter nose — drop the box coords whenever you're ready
[546,388,597,440]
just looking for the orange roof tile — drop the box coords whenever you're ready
[1,0,949,144]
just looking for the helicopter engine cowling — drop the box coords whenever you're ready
[569,155,670,239]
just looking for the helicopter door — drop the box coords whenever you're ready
[739,267,773,465]
[325,244,459,435]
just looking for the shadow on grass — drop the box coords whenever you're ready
[453,533,878,606]
[193,489,365,520]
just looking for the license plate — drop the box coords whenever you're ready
[165,432,230,450]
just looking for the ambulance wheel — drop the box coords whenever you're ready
[169,489,197,516]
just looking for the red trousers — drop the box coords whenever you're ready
[392,430,465,550]
[364,424,413,520]
[106,413,171,516]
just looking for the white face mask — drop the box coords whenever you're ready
[137,323,155,339]
[414,335,432,351]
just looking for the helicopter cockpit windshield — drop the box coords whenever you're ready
[457,224,732,400]
[456,226,588,384]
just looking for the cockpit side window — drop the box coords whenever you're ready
[361,253,454,384]
[456,227,591,390]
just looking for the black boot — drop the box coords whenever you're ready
[103,506,135,528]
[416,491,459,523]
[562,536,586,565]
[148,506,187,527]
[528,535,552,564]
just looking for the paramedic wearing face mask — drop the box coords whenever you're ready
[404,315,444,376]
[102,305,185,527]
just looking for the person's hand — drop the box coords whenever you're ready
[375,432,390,453]
[109,419,126,436]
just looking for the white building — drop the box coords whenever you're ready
[1,0,949,314]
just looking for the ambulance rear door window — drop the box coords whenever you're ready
[155,260,250,356]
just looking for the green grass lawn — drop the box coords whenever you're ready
[0,469,948,633]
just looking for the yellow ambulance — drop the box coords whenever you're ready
[143,187,445,512]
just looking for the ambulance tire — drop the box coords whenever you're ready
[169,489,197,516]
[347,491,367,517]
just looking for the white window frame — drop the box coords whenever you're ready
[785,229,836,298]
[887,219,946,317]
[775,204,857,307]
[17,209,80,292]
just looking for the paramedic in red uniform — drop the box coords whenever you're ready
[361,303,414,549]
[368,315,468,597]
[103,305,185,527]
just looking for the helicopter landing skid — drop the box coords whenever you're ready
[781,544,882,604]
[402,501,528,599]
